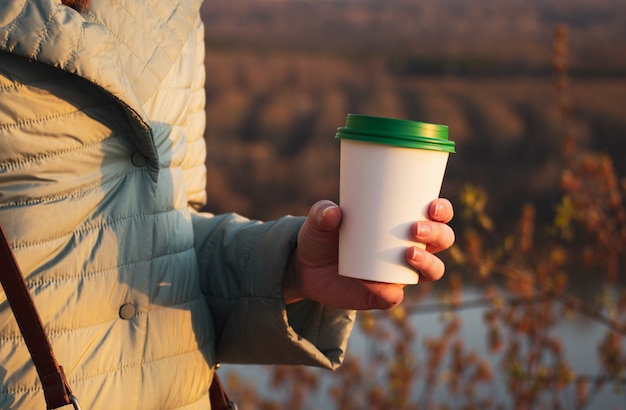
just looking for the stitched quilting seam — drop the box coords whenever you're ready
[112,0,181,62]
[0,165,147,209]
[60,20,87,71]
[86,342,212,386]
[45,281,202,338]
[30,3,58,60]
[0,248,200,342]
[0,315,117,345]
[0,100,123,131]
[142,0,188,55]
[0,133,128,173]
[25,243,195,291]
[9,204,182,250]
[2,0,28,52]
[1,342,211,396]
[81,11,163,86]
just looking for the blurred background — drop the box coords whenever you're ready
[199,0,626,408]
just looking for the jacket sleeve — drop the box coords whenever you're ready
[191,211,356,369]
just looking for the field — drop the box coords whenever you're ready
[200,0,626,228]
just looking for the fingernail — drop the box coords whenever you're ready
[321,204,338,218]
[417,222,431,237]
[433,203,443,219]
[319,204,338,224]
[408,247,424,262]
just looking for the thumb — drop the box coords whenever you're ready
[297,200,341,267]
[309,200,341,232]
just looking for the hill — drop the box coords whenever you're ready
[202,0,626,76]
[199,0,626,227]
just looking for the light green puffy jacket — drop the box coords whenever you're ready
[0,0,355,408]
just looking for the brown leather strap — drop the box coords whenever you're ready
[0,224,75,409]
[1,223,228,409]
[209,372,238,410]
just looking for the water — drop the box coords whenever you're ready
[220,287,625,409]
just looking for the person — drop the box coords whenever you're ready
[0,0,455,408]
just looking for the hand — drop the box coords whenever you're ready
[283,198,455,310]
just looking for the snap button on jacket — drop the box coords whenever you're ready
[119,303,137,320]
[131,152,148,168]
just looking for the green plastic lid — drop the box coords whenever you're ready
[335,114,455,153]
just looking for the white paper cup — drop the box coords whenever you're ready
[336,114,455,284]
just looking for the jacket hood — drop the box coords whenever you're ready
[0,0,202,162]
[0,1,144,117]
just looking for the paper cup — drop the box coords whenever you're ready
[336,114,455,284]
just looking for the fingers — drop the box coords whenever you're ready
[297,199,453,309]
[406,247,445,282]
[429,198,454,223]
[412,219,455,254]
[405,198,455,282]
[310,277,405,311]
[359,281,405,310]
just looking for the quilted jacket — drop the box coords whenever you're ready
[0,0,355,408]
